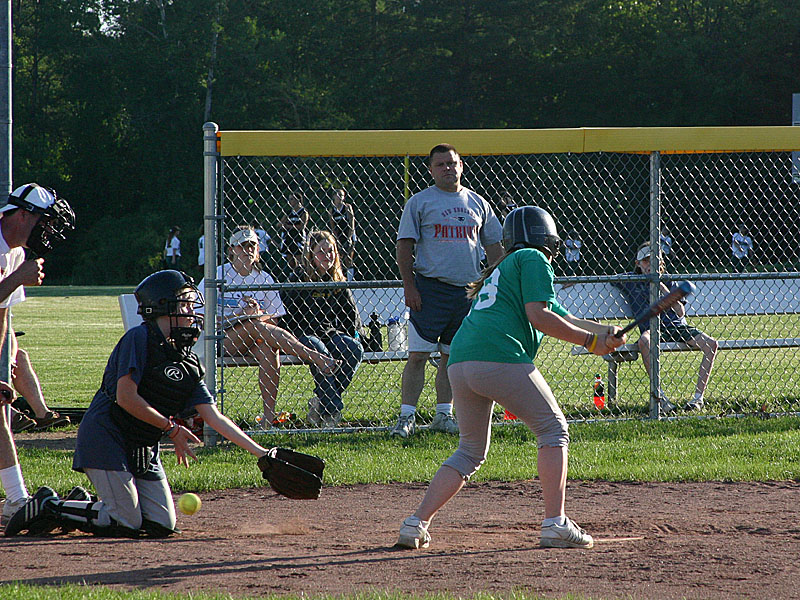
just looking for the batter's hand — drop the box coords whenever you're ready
[169,424,201,467]
[13,259,45,287]
[0,382,15,404]
[403,283,422,312]
[592,331,627,356]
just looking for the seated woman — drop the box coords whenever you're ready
[199,227,339,428]
[281,230,364,427]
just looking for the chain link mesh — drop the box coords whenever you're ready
[212,148,800,431]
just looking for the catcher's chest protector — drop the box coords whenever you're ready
[111,322,204,446]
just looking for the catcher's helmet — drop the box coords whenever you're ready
[1,183,76,256]
[502,206,562,258]
[135,270,204,351]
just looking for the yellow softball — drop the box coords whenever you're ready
[177,492,201,515]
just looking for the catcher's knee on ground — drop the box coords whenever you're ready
[442,447,487,481]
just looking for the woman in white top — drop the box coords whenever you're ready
[199,227,339,427]
[164,226,181,268]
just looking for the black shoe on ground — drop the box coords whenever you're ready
[3,486,59,537]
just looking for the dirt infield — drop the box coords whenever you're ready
[2,476,799,599]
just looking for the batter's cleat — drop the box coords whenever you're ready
[1,496,30,528]
[396,516,431,549]
[429,412,459,434]
[540,517,594,549]
[3,486,59,537]
[390,414,416,438]
[685,397,705,411]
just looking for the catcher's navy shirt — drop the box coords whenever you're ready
[73,324,213,473]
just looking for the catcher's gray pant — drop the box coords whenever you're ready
[85,468,176,531]
[442,361,570,480]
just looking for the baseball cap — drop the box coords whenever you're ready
[229,228,259,246]
[635,245,651,261]
[0,184,56,214]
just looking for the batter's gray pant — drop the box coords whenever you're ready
[443,361,569,480]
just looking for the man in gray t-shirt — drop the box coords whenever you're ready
[392,143,503,438]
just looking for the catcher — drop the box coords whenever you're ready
[5,270,322,538]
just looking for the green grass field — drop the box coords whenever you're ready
[5,287,800,600]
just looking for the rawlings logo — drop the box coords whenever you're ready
[164,366,184,381]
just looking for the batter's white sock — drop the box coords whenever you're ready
[435,403,453,415]
[693,391,704,402]
[542,515,567,527]
[399,405,416,418]
[0,464,29,503]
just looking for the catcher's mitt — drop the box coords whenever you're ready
[257,447,324,499]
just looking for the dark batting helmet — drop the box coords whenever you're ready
[135,270,204,351]
[1,183,76,256]
[502,206,562,258]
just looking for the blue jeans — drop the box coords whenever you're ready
[299,333,363,416]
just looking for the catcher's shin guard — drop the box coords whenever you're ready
[43,499,135,537]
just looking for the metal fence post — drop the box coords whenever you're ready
[649,151,662,419]
[0,2,11,423]
[202,122,219,447]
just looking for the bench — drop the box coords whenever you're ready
[119,290,433,369]
[559,278,800,403]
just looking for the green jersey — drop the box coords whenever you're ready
[448,248,568,365]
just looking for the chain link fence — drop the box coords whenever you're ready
[202,127,800,432]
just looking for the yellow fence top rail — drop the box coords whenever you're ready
[218,126,800,157]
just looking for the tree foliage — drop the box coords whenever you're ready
[10,0,800,283]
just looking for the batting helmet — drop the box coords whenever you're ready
[1,183,76,256]
[502,206,562,258]
[135,270,204,351]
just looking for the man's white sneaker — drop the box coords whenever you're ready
[396,516,431,549]
[429,412,459,434]
[390,414,415,438]
[685,397,705,411]
[540,517,594,549]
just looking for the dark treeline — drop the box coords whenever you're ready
[12,0,800,284]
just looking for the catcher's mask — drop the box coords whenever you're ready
[135,270,204,352]
[1,183,76,256]
[502,206,562,258]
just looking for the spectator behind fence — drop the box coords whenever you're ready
[392,143,504,438]
[4,270,274,538]
[198,226,339,428]
[281,230,364,427]
[395,206,626,551]
[328,188,357,281]
[164,226,181,269]
[731,223,753,271]
[197,226,205,270]
[279,191,309,272]
[0,183,75,529]
[564,231,582,275]
[495,189,517,220]
[613,242,718,414]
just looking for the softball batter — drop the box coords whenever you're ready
[397,206,626,550]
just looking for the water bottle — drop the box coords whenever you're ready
[593,374,605,410]
[367,312,383,352]
[387,316,406,351]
